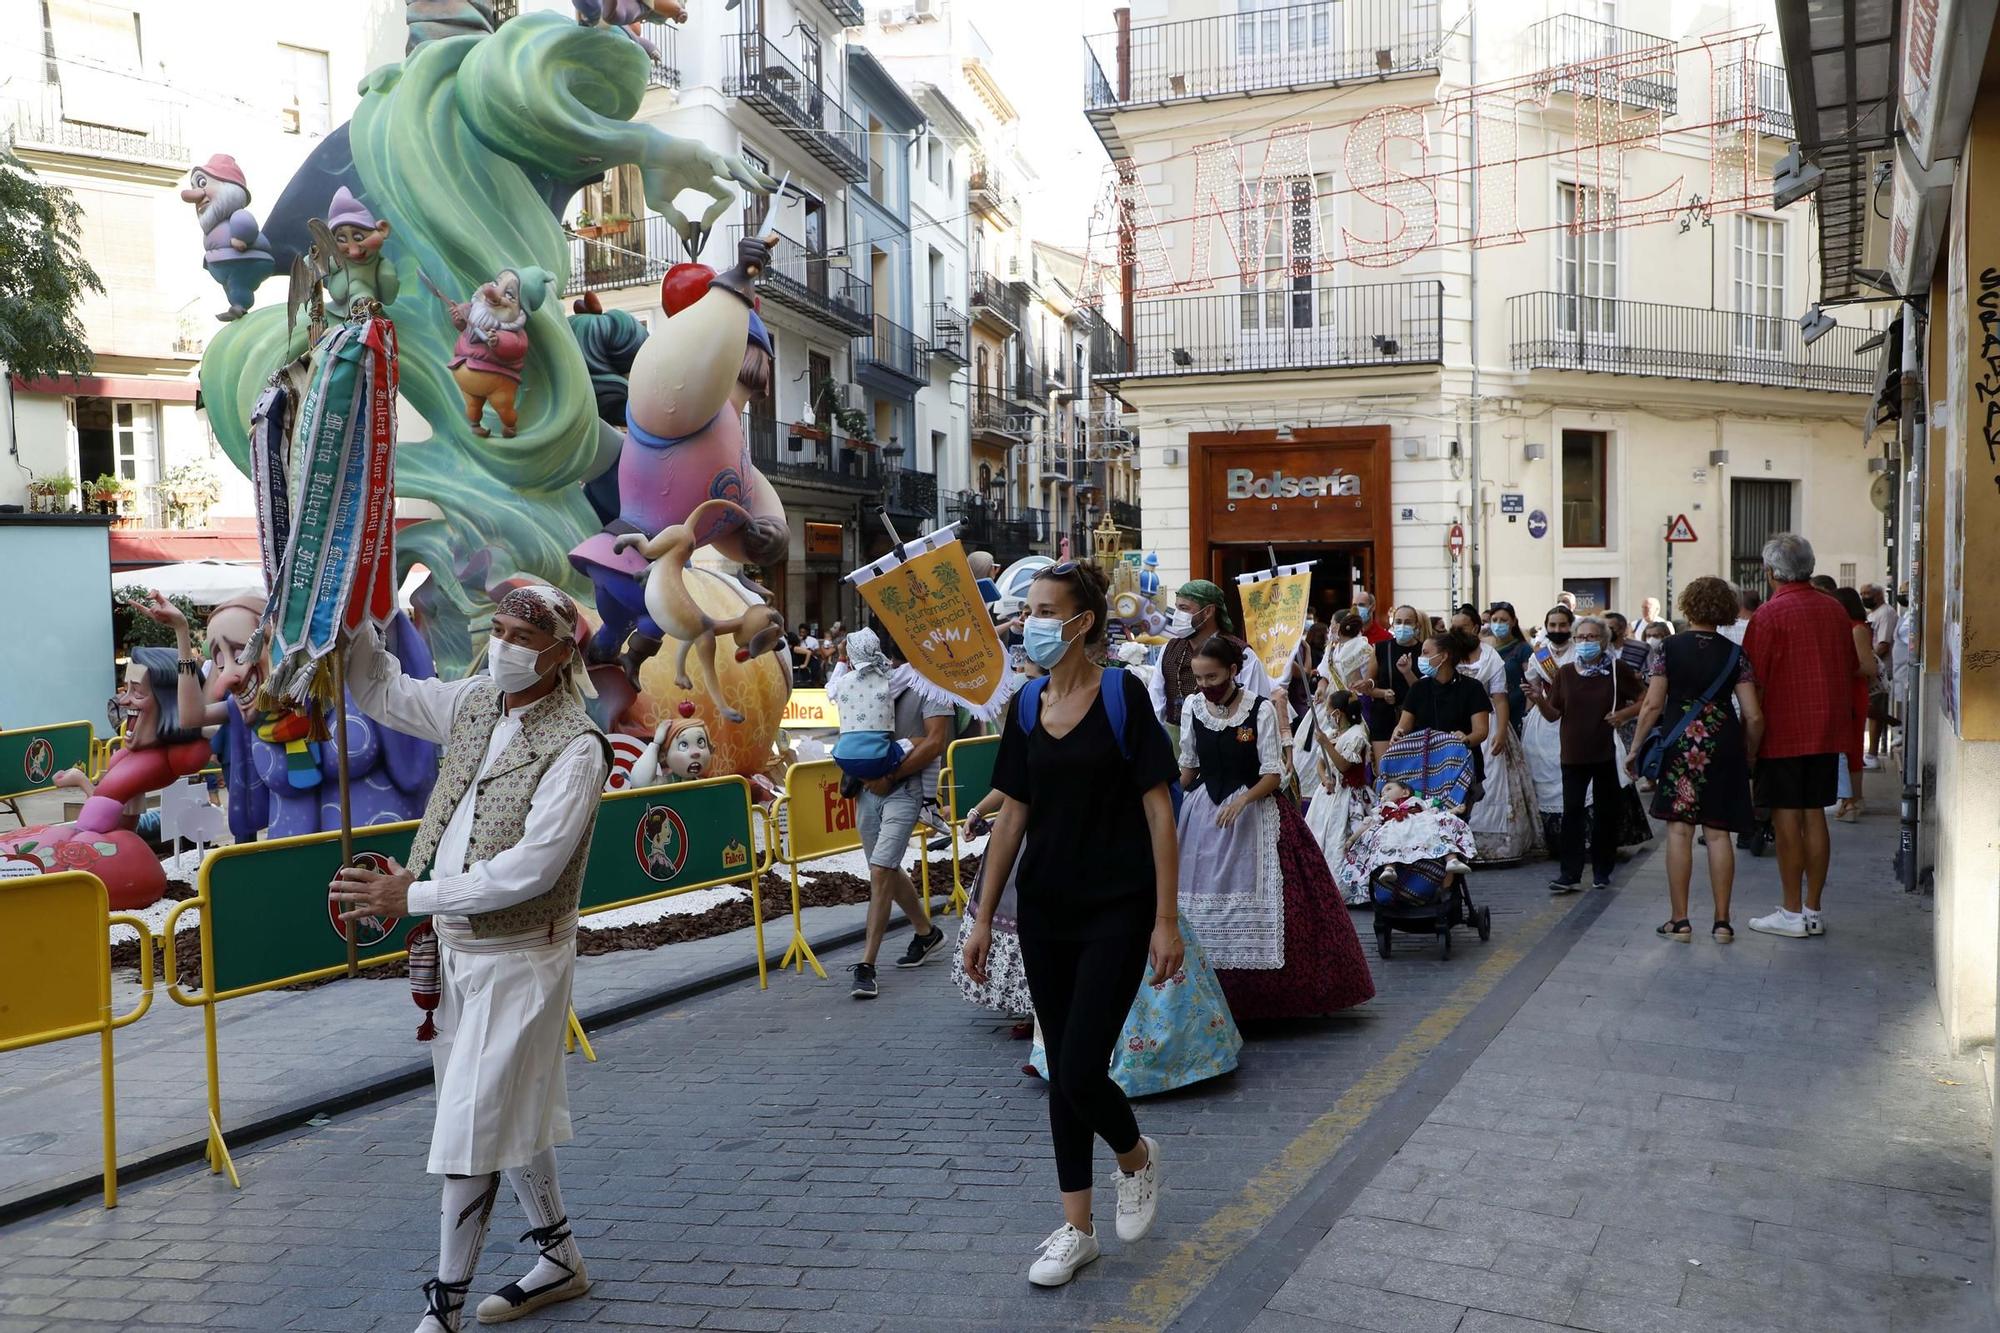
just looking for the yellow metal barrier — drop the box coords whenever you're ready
[162,774,774,1187]
[0,871,154,1208]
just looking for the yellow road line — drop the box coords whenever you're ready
[1097,897,1576,1333]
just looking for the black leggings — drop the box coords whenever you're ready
[1559,759,1623,883]
[1017,928,1150,1193]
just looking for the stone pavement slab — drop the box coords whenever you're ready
[0,836,1582,1331]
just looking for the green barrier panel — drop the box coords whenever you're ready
[0,722,94,803]
[580,776,757,913]
[943,735,999,818]
[202,822,420,997]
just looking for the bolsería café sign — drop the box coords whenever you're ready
[1223,467,1363,501]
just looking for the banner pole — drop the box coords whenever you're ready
[331,643,358,978]
[878,508,903,549]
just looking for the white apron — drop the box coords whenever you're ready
[1522,643,1575,815]
[428,927,576,1176]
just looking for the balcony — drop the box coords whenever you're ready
[928,302,970,364]
[748,414,882,493]
[641,20,680,89]
[855,313,932,391]
[732,224,872,336]
[1109,498,1142,533]
[1717,59,1792,140]
[5,86,187,168]
[1507,293,1876,393]
[968,156,1019,224]
[971,272,1022,334]
[722,34,867,182]
[882,466,938,527]
[565,213,677,296]
[1525,15,1677,117]
[1039,448,1077,486]
[1012,362,1049,406]
[1127,280,1443,378]
[1087,311,1132,385]
[1083,2,1440,159]
[947,492,1041,566]
[973,392,1028,443]
[815,0,866,29]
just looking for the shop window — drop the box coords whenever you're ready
[1561,429,1607,548]
[278,44,331,136]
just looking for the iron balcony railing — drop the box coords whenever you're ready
[1507,292,1876,393]
[815,0,865,29]
[722,34,867,182]
[1012,361,1049,405]
[971,271,1022,332]
[1525,15,1677,116]
[1087,311,1132,381]
[973,391,1028,441]
[1083,1,1441,114]
[749,413,882,491]
[1716,59,1792,139]
[5,87,187,165]
[1128,279,1443,378]
[565,213,677,296]
[968,155,1020,223]
[947,492,1039,565]
[856,313,932,387]
[731,224,872,336]
[1109,498,1142,531]
[640,21,680,89]
[928,302,970,363]
[882,466,938,523]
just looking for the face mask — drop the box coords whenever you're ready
[1545,630,1572,646]
[1022,613,1082,668]
[488,638,552,693]
[1199,680,1235,704]
[1575,641,1603,661]
[1646,636,1668,651]
[1165,609,1197,639]
[1391,624,1418,646]
[1416,656,1438,678]
[1491,621,1513,640]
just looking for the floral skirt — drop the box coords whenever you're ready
[1216,798,1377,1022]
[1305,785,1375,906]
[1029,913,1242,1098]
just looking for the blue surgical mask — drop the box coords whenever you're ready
[1022,613,1082,668]
[1491,621,1512,640]
[1576,641,1603,661]
[1416,655,1438,678]
[1392,624,1418,646]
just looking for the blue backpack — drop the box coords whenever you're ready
[1017,666,1183,818]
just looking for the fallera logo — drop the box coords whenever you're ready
[1224,467,1362,500]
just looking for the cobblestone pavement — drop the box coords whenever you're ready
[0,814,1990,1333]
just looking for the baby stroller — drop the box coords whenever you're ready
[1370,729,1492,959]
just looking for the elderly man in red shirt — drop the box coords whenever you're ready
[1741,533,1858,938]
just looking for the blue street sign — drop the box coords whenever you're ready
[1500,493,1525,515]
[1527,509,1549,539]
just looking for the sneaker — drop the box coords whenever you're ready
[1592,875,1614,890]
[849,962,879,998]
[1748,908,1809,939]
[1444,856,1471,875]
[1548,879,1581,894]
[1028,1223,1100,1287]
[1863,755,1881,770]
[1114,1136,1162,1242]
[1803,910,1825,937]
[896,926,947,968]
[1376,866,1399,887]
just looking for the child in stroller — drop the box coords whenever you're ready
[1336,780,1475,899]
[1337,731,1494,957]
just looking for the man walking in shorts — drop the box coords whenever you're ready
[1742,534,1857,939]
[849,625,955,997]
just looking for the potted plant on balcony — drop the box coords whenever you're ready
[88,473,132,523]
[159,461,221,529]
[25,472,76,514]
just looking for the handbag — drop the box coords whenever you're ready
[1636,640,1741,782]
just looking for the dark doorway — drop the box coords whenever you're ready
[1209,543,1372,634]
[1730,479,1792,588]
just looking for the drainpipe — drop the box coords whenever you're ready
[1899,303,1926,894]
[1466,6,1483,610]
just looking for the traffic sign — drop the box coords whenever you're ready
[1665,513,1698,543]
[1447,522,1466,557]
[1527,510,1548,539]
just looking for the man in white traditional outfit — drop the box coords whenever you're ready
[329,584,612,1332]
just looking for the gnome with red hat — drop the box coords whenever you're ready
[180,153,274,321]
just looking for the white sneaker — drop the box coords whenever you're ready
[1114,1136,1162,1242]
[1803,910,1825,937]
[1863,755,1881,770]
[1444,856,1471,875]
[1748,908,1809,939]
[1028,1223,1100,1287]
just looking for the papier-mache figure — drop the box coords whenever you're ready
[573,0,687,60]
[427,265,556,438]
[182,153,274,321]
[314,187,398,315]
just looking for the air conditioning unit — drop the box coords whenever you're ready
[912,0,940,19]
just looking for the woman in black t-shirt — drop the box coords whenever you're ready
[1392,629,1493,781]
[962,560,1181,1289]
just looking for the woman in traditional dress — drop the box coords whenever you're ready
[1521,605,1578,849]
[1355,604,1426,765]
[1319,612,1375,694]
[1147,580,1277,750]
[1449,607,1537,863]
[1295,687,1375,904]
[1177,637,1375,1022]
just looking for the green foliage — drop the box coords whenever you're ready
[0,149,104,382]
[112,585,201,651]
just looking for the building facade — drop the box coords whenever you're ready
[1084,0,1882,627]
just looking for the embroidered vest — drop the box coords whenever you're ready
[406,683,607,942]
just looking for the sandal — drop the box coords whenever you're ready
[1656,919,1692,941]
[1712,920,1734,944]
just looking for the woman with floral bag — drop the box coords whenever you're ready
[1625,577,1764,943]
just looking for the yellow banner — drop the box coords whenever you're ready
[1240,568,1314,681]
[850,535,1009,716]
[780,758,862,862]
[781,689,840,729]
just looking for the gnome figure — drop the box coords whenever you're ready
[181,153,274,321]
[317,187,398,315]
[431,266,555,438]
[573,0,687,61]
